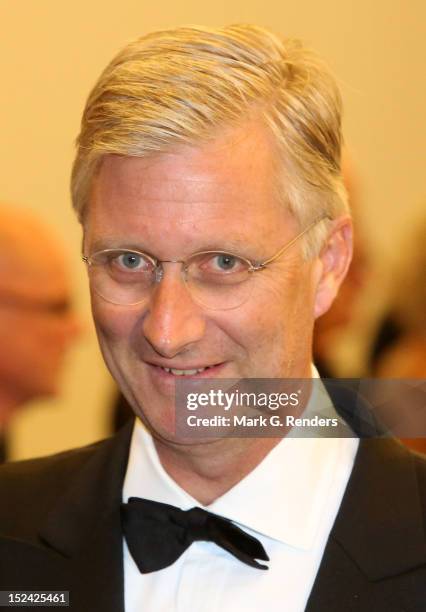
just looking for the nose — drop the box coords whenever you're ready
[142,264,206,358]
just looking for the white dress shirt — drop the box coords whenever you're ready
[122,378,359,612]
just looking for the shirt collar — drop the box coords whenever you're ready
[123,366,358,551]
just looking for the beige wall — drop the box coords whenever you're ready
[2,1,425,459]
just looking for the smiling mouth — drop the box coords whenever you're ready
[161,366,210,376]
[150,364,221,377]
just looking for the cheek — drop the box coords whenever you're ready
[225,268,316,363]
[90,296,137,348]
[253,270,315,328]
[213,286,289,358]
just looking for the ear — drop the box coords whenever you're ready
[313,216,353,319]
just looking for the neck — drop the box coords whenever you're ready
[154,436,281,506]
[153,360,314,504]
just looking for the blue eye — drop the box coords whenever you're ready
[214,254,238,271]
[190,252,248,277]
[110,251,154,274]
[119,253,142,268]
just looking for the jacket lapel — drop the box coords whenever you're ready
[37,420,134,612]
[306,438,425,610]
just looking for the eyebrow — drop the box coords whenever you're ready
[87,238,257,258]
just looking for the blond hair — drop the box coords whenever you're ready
[71,24,348,255]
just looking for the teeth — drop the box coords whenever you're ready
[162,366,208,376]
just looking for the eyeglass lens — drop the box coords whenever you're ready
[87,250,254,310]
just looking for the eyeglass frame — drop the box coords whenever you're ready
[82,214,329,302]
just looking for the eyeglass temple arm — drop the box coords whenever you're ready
[254,215,330,270]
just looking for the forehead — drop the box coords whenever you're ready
[85,123,294,252]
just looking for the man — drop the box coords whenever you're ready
[0,25,424,611]
[0,205,81,461]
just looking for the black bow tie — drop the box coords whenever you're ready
[121,497,269,573]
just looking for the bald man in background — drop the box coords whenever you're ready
[0,205,81,461]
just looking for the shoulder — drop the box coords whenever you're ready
[0,438,108,534]
[333,437,426,549]
[0,438,106,489]
[341,438,426,546]
[355,436,426,494]
[0,420,133,549]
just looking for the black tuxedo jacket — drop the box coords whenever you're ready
[0,420,425,611]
